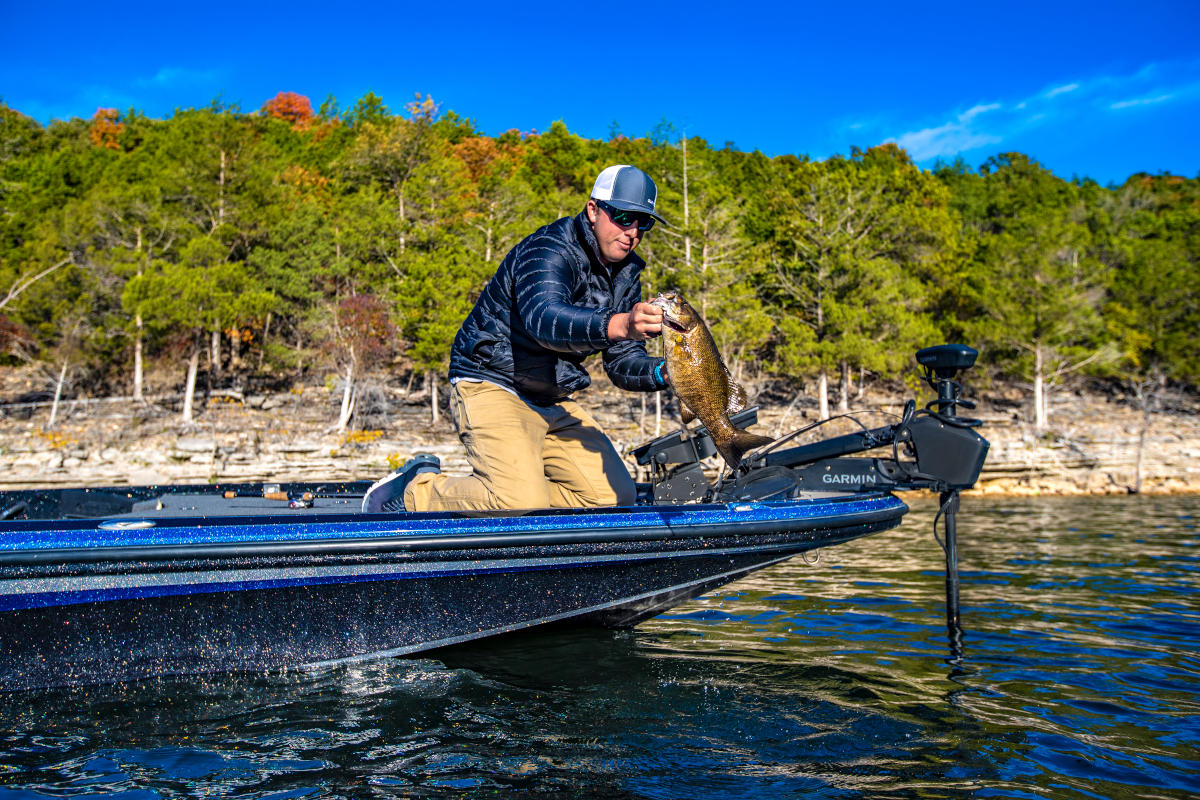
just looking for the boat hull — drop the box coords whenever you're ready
[0,493,906,689]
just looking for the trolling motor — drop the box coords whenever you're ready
[915,343,981,659]
[631,344,989,659]
[634,344,988,503]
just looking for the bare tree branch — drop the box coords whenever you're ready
[0,256,73,312]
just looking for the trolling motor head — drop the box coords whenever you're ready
[916,344,977,380]
[916,344,979,419]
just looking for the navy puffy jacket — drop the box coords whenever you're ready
[448,209,666,405]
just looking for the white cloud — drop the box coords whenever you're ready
[1045,83,1079,98]
[880,102,1003,160]
[887,122,1001,162]
[1110,93,1174,109]
[877,59,1200,164]
[958,103,1001,123]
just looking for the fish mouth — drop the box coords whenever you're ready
[651,294,687,333]
[662,317,688,333]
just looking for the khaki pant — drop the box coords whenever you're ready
[405,381,637,511]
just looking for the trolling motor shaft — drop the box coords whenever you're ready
[916,344,981,661]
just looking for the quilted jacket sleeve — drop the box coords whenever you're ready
[512,235,613,354]
[603,341,666,392]
[601,271,667,393]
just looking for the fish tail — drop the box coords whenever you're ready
[717,429,775,468]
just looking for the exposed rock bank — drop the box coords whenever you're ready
[0,372,1197,497]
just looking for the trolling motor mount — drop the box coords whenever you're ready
[633,408,762,504]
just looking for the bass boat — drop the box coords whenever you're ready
[0,345,988,690]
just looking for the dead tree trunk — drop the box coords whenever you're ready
[429,371,440,426]
[210,329,222,379]
[337,358,356,433]
[48,361,68,429]
[817,370,830,420]
[182,348,200,423]
[837,360,851,413]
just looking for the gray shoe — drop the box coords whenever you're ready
[361,454,441,513]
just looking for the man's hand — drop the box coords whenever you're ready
[608,301,663,342]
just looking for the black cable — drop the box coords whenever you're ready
[932,492,957,555]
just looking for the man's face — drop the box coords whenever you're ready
[587,199,644,264]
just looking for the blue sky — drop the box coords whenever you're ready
[2,1,1198,185]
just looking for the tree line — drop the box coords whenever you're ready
[0,91,1196,432]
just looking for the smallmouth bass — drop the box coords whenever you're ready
[651,292,774,469]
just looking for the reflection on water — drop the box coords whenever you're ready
[1,496,1197,798]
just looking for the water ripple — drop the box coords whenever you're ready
[0,496,1198,797]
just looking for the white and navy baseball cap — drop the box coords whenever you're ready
[590,165,667,225]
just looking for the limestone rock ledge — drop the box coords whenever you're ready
[0,387,1196,497]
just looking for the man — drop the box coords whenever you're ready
[363,165,669,513]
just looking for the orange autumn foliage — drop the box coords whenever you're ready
[281,164,330,191]
[452,136,501,182]
[453,134,527,183]
[262,92,315,129]
[279,164,332,209]
[89,108,124,150]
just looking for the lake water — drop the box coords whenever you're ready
[1,495,1197,798]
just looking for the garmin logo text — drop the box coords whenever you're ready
[822,473,877,485]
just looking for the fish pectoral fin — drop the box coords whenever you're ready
[680,405,696,424]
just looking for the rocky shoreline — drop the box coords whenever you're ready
[1,373,1198,497]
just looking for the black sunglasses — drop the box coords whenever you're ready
[596,200,655,232]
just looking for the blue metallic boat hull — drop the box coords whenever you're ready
[0,491,906,689]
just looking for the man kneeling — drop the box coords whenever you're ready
[363,165,670,513]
